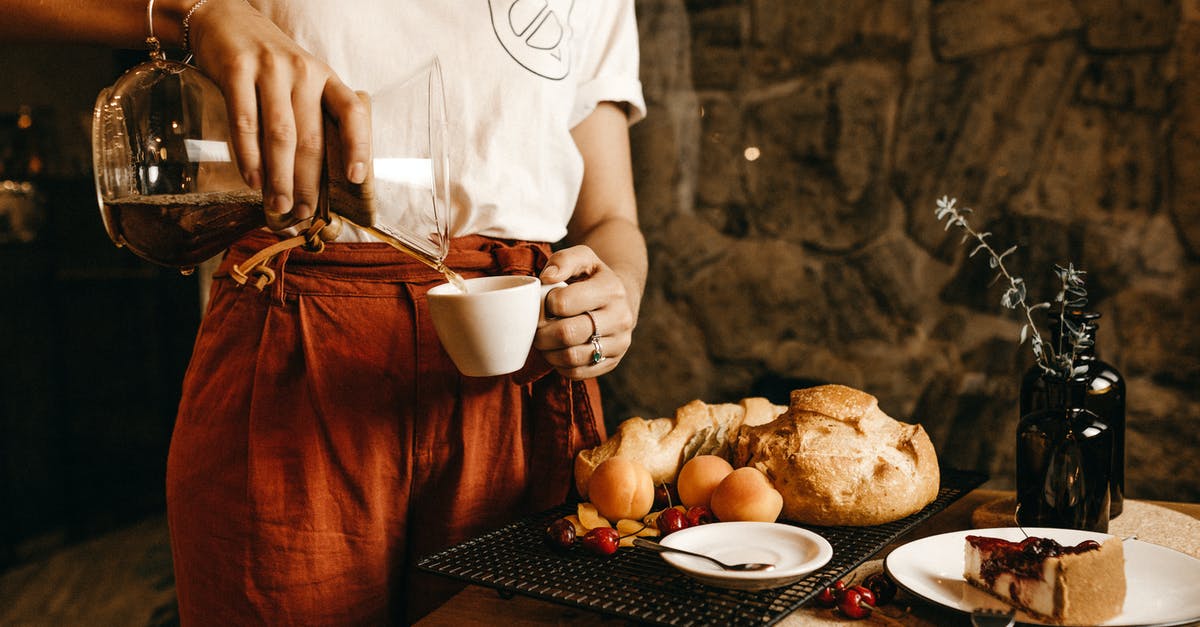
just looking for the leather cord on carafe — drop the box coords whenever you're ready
[230,161,343,291]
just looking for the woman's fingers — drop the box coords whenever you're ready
[258,68,299,229]
[323,80,372,184]
[535,310,598,350]
[536,318,630,378]
[223,71,263,191]
[539,245,602,286]
[189,0,370,227]
[534,246,636,378]
[289,76,326,224]
[536,309,630,353]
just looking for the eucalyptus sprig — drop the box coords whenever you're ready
[1050,263,1093,377]
[935,196,1090,379]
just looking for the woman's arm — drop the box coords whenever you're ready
[2,0,370,229]
[536,101,648,379]
[1,0,187,47]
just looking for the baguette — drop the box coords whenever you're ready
[574,397,786,498]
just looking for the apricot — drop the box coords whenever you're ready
[587,456,655,522]
[709,466,783,523]
[676,455,734,509]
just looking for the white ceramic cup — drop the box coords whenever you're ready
[426,275,565,377]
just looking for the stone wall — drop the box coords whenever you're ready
[614,0,1200,502]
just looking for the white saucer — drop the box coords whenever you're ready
[885,527,1200,626]
[656,521,833,591]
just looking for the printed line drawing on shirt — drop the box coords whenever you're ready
[489,0,573,80]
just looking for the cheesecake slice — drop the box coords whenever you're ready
[963,535,1126,625]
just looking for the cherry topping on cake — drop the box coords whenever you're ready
[967,535,1106,585]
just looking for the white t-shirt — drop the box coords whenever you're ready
[250,0,646,246]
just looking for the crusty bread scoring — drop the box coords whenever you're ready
[574,397,786,498]
[733,384,940,526]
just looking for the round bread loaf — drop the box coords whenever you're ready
[733,384,940,526]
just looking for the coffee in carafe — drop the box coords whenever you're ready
[100,190,263,269]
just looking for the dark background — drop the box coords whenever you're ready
[0,46,199,568]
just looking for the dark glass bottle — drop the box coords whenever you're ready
[1016,378,1112,532]
[1020,311,1126,517]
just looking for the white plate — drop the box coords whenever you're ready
[656,521,833,591]
[884,527,1200,626]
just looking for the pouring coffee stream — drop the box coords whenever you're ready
[362,222,468,293]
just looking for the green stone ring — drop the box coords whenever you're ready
[590,335,605,365]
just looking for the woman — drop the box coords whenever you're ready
[5,0,646,623]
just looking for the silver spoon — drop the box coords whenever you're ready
[632,538,775,572]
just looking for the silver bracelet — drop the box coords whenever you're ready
[182,0,212,52]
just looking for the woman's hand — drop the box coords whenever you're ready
[535,246,636,379]
[532,101,647,380]
[187,0,370,229]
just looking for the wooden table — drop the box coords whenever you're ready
[416,489,1200,626]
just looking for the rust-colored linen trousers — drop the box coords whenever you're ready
[166,231,605,625]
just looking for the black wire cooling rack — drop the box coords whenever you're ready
[417,468,987,626]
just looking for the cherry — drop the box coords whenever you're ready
[544,517,576,551]
[837,586,873,619]
[581,527,619,556]
[657,508,688,536]
[686,505,716,527]
[862,572,897,605]
[815,579,845,607]
[653,483,678,510]
[850,584,876,607]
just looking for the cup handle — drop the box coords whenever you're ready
[539,281,568,320]
[540,281,568,297]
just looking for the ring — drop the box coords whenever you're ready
[583,310,601,338]
[590,335,605,365]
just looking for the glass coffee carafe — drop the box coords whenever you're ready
[92,42,455,280]
[92,50,261,269]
